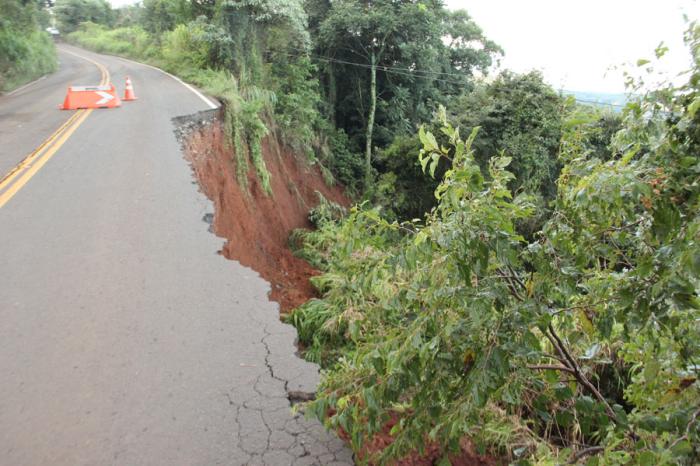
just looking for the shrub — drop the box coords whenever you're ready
[0,0,57,92]
[68,22,151,59]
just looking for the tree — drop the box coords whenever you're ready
[112,4,143,28]
[315,0,501,189]
[451,71,564,200]
[140,0,192,34]
[372,71,565,225]
[54,0,113,33]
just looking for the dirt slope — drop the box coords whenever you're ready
[177,110,348,313]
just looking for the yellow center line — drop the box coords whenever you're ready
[0,109,94,209]
[61,47,110,86]
[0,110,84,190]
[0,48,111,209]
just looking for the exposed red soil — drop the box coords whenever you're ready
[337,413,498,466]
[182,114,348,313]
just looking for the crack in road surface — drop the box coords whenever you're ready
[213,296,354,465]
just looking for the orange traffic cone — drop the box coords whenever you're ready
[123,76,137,101]
[60,87,74,109]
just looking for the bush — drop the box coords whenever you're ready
[373,133,442,221]
[68,22,152,58]
[0,0,57,92]
[0,29,57,92]
[161,18,233,72]
[54,0,113,34]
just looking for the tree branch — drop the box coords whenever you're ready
[547,324,617,422]
[528,364,577,375]
[507,264,526,290]
[669,406,700,450]
[567,446,604,464]
[496,268,525,301]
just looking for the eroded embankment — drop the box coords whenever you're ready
[174,110,348,314]
[174,111,496,466]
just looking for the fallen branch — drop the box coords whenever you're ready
[568,446,604,464]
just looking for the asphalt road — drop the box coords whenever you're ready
[0,45,352,466]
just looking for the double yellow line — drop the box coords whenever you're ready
[0,49,110,209]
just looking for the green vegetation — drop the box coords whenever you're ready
[372,71,573,226]
[52,0,699,462]
[311,0,501,186]
[54,0,113,33]
[0,0,57,92]
[290,31,700,464]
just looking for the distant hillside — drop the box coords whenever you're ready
[564,90,628,110]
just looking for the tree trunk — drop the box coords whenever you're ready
[364,50,377,188]
[327,61,337,126]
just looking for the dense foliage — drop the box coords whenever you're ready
[290,28,700,465]
[54,0,113,33]
[372,71,573,225]
[0,0,57,92]
[309,0,501,185]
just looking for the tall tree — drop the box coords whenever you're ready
[318,0,425,187]
[315,0,501,189]
[451,71,564,201]
[141,0,191,35]
[54,0,113,33]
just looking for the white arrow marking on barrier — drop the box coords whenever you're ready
[96,91,114,105]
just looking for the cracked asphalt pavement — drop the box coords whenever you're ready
[0,45,353,465]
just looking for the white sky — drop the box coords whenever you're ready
[108,0,135,7]
[446,0,700,93]
[107,0,699,93]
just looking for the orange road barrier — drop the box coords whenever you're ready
[60,84,121,110]
[123,76,138,101]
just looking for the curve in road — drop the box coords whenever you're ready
[0,45,352,466]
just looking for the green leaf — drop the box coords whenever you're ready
[688,97,700,117]
[430,156,439,178]
[420,153,430,173]
[419,126,439,152]
[494,156,512,169]
[652,204,681,241]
